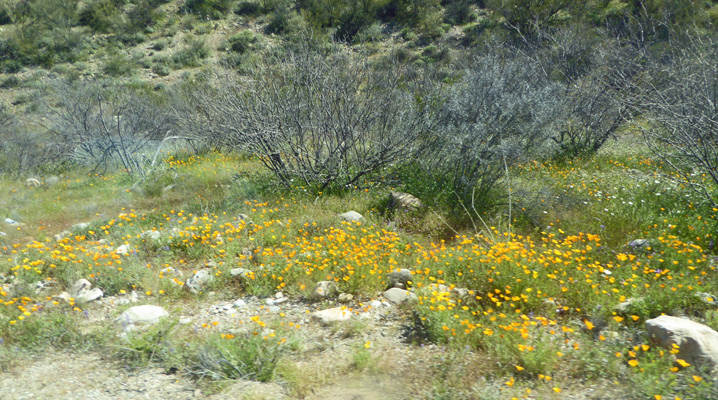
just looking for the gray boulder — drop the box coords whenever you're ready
[646,315,718,370]
[338,211,363,222]
[387,268,413,289]
[312,281,339,299]
[116,305,169,327]
[70,279,103,304]
[383,288,417,305]
[185,269,214,294]
[312,306,352,325]
[389,191,422,210]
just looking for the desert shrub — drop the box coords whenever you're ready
[182,41,436,192]
[623,34,718,207]
[172,38,210,68]
[416,52,563,214]
[79,0,121,33]
[103,53,136,76]
[46,79,175,176]
[183,0,235,19]
[0,103,63,176]
[228,30,261,53]
[486,0,572,42]
[444,0,474,25]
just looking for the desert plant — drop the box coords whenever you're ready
[418,52,563,213]
[623,34,718,207]
[182,41,436,192]
[45,79,176,176]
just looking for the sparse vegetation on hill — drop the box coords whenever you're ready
[2,1,718,399]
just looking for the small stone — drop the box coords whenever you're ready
[275,292,284,299]
[451,287,470,299]
[230,268,252,278]
[389,191,422,210]
[312,281,339,300]
[233,299,247,309]
[116,305,168,326]
[368,300,382,308]
[179,317,192,325]
[4,218,17,225]
[274,297,289,305]
[76,288,103,304]
[237,214,253,224]
[115,244,131,255]
[72,222,90,231]
[387,268,413,289]
[160,267,183,278]
[338,211,363,222]
[141,230,162,241]
[615,297,644,313]
[695,292,717,305]
[185,269,214,294]
[628,238,653,251]
[312,307,352,326]
[70,279,93,297]
[338,293,354,303]
[383,288,417,305]
[265,298,276,306]
[267,306,281,313]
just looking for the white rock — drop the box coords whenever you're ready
[160,267,183,278]
[54,231,71,242]
[389,191,422,209]
[368,300,382,308]
[646,315,718,370]
[265,298,276,306]
[338,293,354,303]
[185,269,214,294]
[70,279,93,297]
[312,281,339,299]
[312,306,352,326]
[116,305,168,326]
[338,211,363,222]
[72,222,90,231]
[383,288,417,305]
[4,218,17,225]
[76,288,103,304]
[141,230,162,241]
[230,268,252,278]
[115,244,131,255]
[233,299,247,309]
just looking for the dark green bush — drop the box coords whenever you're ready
[228,30,259,53]
[183,0,235,19]
[79,0,121,33]
[104,53,136,76]
[172,38,210,68]
[444,0,474,25]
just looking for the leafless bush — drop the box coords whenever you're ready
[424,52,563,206]
[47,79,178,176]
[183,43,435,191]
[624,34,718,206]
[0,102,63,177]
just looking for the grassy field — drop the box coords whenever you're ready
[1,134,718,399]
